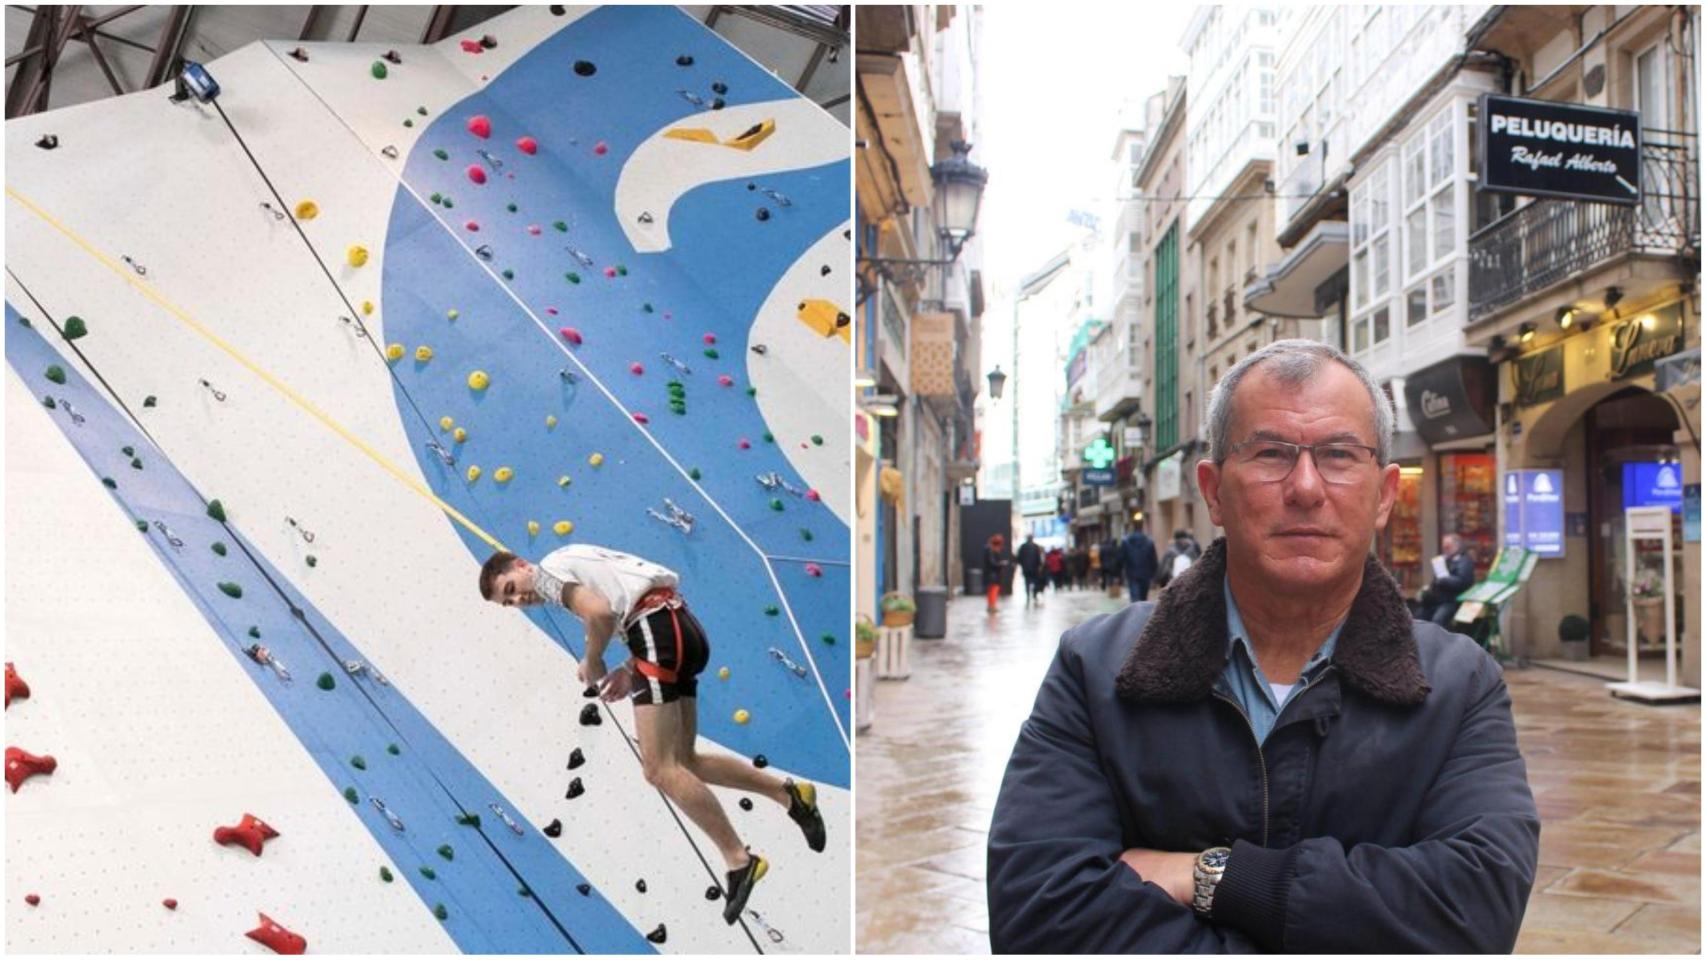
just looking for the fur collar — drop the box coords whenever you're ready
[1115,537,1430,706]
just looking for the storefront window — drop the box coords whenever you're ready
[1439,452,1497,578]
[1384,467,1424,594]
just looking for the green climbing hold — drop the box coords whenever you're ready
[689,468,702,480]
[122,445,135,457]
[747,387,758,397]
[442,197,454,209]
[769,498,784,512]
[822,632,837,645]
[431,192,443,203]
[136,519,149,532]
[45,365,65,384]
[62,316,87,340]
[566,272,581,284]
[218,581,243,599]
[212,542,227,556]
[206,499,226,522]
[388,743,401,756]
[249,626,261,638]
[433,903,448,921]
[130,457,143,470]
[800,528,814,542]
[344,787,359,803]
[420,866,437,880]
[704,348,720,359]
[764,605,780,616]
[616,265,628,276]
[371,60,388,79]
[417,106,428,115]
[501,269,514,280]
[553,221,568,232]
[811,434,824,445]
[350,756,366,770]
[143,395,157,407]
[17,315,29,327]
[506,202,518,213]
[306,555,318,568]
[456,813,480,826]
[519,886,532,898]
[403,119,413,128]
[437,844,454,861]
[317,672,336,691]
[101,477,116,489]
[762,431,775,443]
[42,396,55,409]
[670,404,687,415]
[380,866,394,883]
[643,303,655,313]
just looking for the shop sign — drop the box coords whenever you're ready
[1478,94,1642,205]
[1124,426,1145,447]
[959,483,976,506]
[1156,453,1181,502]
[1655,346,1700,392]
[1509,345,1564,408]
[1685,484,1701,544]
[1503,469,1565,557]
[1404,356,1497,444]
[1083,437,1116,469]
[1083,468,1116,486]
[1608,305,1685,380]
[1623,461,1684,513]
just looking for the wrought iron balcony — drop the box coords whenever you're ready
[1469,134,1699,321]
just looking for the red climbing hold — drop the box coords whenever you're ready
[465,220,480,232]
[213,813,280,857]
[516,136,538,155]
[603,266,617,279]
[6,662,30,708]
[6,747,56,792]
[246,913,307,955]
[163,898,178,910]
[805,563,823,577]
[738,439,751,450]
[594,141,609,156]
[633,412,650,424]
[546,306,559,316]
[24,894,39,906]
[717,375,734,387]
[806,489,822,502]
[467,114,492,139]
[466,165,488,185]
[527,224,542,236]
[559,327,582,345]
[629,362,644,375]
[459,38,484,54]
[703,333,717,344]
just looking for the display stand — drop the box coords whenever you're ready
[855,657,875,732]
[1453,546,1539,661]
[876,625,912,680]
[1607,506,1699,703]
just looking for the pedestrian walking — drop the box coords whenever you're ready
[1045,546,1066,592]
[1016,534,1046,607]
[984,534,1012,614]
[1120,521,1159,602]
[1154,529,1203,591]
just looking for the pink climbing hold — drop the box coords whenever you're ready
[559,327,582,345]
[527,224,542,236]
[633,412,649,424]
[717,375,734,387]
[460,38,484,54]
[594,141,609,156]
[465,220,480,232]
[466,164,487,185]
[738,439,751,450]
[806,489,822,502]
[546,306,559,316]
[629,362,644,375]
[805,563,823,577]
[702,333,717,344]
[663,311,673,320]
[603,266,617,279]
[516,136,538,155]
[467,114,492,138]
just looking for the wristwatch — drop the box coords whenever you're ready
[1192,847,1231,918]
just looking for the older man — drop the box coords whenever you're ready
[987,340,1539,953]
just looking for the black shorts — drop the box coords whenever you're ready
[624,603,710,705]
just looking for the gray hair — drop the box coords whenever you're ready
[1204,339,1396,464]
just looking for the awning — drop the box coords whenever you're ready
[1245,220,1349,318]
[1403,355,1497,446]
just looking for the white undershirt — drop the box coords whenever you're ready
[1269,682,1295,707]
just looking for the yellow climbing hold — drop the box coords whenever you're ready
[557,475,571,487]
[588,453,604,467]
[553,520,574,536]
[453,427,468,443]
[468,370,490,391]
[545,414,558,429]
[733,708,751,725]
[717,666,731,680]
[447,308,460,320]
[527,520,540,537]
[347,245,369,267]
[494,466,514,483]
[439,416,454,431]
[466,465,482,482]
[294,200,319,220]
[386,343,405,361]
[415,345,434,362]
[361,300,375,316]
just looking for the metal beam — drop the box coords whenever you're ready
[298,5,326,41]
[346,5,370,42]
[16,5,85,117]
[421,6,458,44]
[5,6,55,117]
[796,41,827,93]
[73,12,126,97]
[144,5,194,90]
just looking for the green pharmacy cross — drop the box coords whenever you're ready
[1083,437,1116,470]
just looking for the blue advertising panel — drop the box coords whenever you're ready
[1521,469,1565,557]
[1686,484,1701,544]
[1622,461,1685,513]
[1503,471,1525,549]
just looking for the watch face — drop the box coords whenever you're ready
[1201,848,1230,871]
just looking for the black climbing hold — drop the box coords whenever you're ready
[248,626,261,638]
[122,445,135,457]
[676,54,694,66]
[383,50,402,64]
[41,396,54,409]
[550,4,566,13]
[738,797,754,811]
[45,365,66,384]
[420,866,437,880]
[206,499,226,522]
[576,883,591,896]
[136,519,149,532]
[288,47,308,62]
[753,754,769,769]
[350,755,366,770]
[822,632,837,645]
[711,97,725,110]
[437,844,454,861]
[711,81,728,95]
[506,202,518,213]
[579,705,600,728]
[573,60,596,77]
[379,866,393,882]
[388,743,401,756]
[689,468,702,480]
[433,903,448,921]
[844,228,852,239]
[519,886,532,897]
[543,818,563,838]
[635,879,647,893]
[456,812,479,826]
[101,477,116,489]
[480,34,497,49]
[35,134,58,150]
[62,316,87,340]
[647,924,666,944]
[501,269,514,280]
[16,316,28,327]
[130,457,143,470]
[306,555,318,568]
[582,684,599,698]
[821,264,833,276]
[705,885,722,900]
[567,747,585,769]
[344,787,359,803]
[212,541,227,556]
[565,777,585,799]
[143,395,157,407]
[417,105,429,115]
[755,207,771,222]
[317,672,336,690]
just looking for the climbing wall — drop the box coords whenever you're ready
[5,5,849,954]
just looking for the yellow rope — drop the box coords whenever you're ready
[6,184,507,553]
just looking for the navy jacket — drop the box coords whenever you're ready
[1017,540,1044,576]
[988,538,1539,953]
[1120,531,1159,581]
[1425,548,1478,605]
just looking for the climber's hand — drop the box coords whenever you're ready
[598,666,632,703]
[578,658,606,689]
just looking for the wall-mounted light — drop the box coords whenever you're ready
[1604,286,1624,311]
[863,393,901,417]
[1639,313,1657,330]
[1556,306,1575,330]
[854,368,878,389]
[987,365,1007,400]
[1518,321,1536,343]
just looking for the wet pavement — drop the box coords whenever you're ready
[855,584,1700,954]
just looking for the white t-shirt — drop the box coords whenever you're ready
[533,545,679,623]
[1269,682,1295,707]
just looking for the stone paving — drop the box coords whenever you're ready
[855,584,1700,954]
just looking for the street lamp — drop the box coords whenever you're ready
[931,140,989,259]
[987,365,1007,400]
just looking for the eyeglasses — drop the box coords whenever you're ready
[1226,439,1380,484]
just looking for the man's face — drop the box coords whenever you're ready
[488,557,543,608]
[1197,363,1400,591]
[1443,534,1462,555]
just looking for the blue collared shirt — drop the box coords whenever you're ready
[1220,576,1343,745]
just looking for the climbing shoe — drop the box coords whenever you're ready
[722,852,767,925]
[785,779,826,852]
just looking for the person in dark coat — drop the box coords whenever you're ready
[1154,529,1203,590]
[1015,534,1045,607]
[987,340,1537,953]
[1100,537,1123,589]
[1070,546,1090,590]
[1419,534,1477,627]
[983,534,1011,614]
[1119,522,1159,601]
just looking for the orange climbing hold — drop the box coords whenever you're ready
[246,913,307,955]
[214,813,280,857]
[6,662,29,708]
[5,747,56,792]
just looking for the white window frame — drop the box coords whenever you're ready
[1349,157,1395,354]
[1400,102,1463,326]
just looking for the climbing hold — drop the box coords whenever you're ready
[437,844,454,861]
[248,626,261,638]
[806,563,823,577]
[527,520,540,537]
[553,520,574,536]
[689,468,702,480]
[567,747,585,769]
[753,755,769,769]
[218,582,243,599]
[386,343,404,361]
[305,556,317,568]
[739,797,754,811]
[466,465,482,483]
[576,884,591,896]
[704,348,721,359]
[566,777,585,799]
[635,879,647,893]
[7,747,57,792]
[62,316,87,340]
[455,812,478,826]
[763,431,775,443]
[711,97,725,110]
[318,673,336,691]
[566,272,582,284]
[543,819,563,838]
[163,899,178,910]
[738,439,751,450]
[756,207,771,222]
[821,632,837,645]
[420,866,436,880]
[460,38,482,53]
[24,893,40,906]
[246,914,306,955]
[603,266,617,279]
[559,327,582,344]
[466,164,487,185]
[480,33,496,48]
[143,395,157,407]
[557,475,571,487]
[770,499,784,512]
[433,904,448,921]
[733,709,750,725]
[617,265,628,276]
[573,60,597,77]
[516,136,538,155]
[347,245,369,267]
[433,149,449,162]
[629,362,645,375]
[717,666,730,681]
[137,519,150,532]
[764,605,779,616]
[578,704,601,726]
[452,428,467,443]
[369,59,390,79]
[676,54,695,66]
[380,866,394,882]
[361,300,375,316]
[545,415,558,429]
[292,199,319,221]
[464,220,479,231]
[712,80,729,95]
[811,434,824,446]
[102,477,117,488]
[439,416,454,431]
[494,467,514,484]
[501,269,514,280]
[806,489,822,502]
[588,453,604,467]
[467,370,490,391]
[718,375,734,387]
[527,224,542,236]
[206,499,227,522]
[467,115,492,139]
[633,412,649,424]
[213,813,280,857]
[593,141,609,156]
[350,756,366,770]
[130,457,143,470]
[703,333,717,345]
[388,744,401,756]
[44,365,65,384]
[5,664,29,708]
[747,387,759,397]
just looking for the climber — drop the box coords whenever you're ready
[479,544,827,923]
